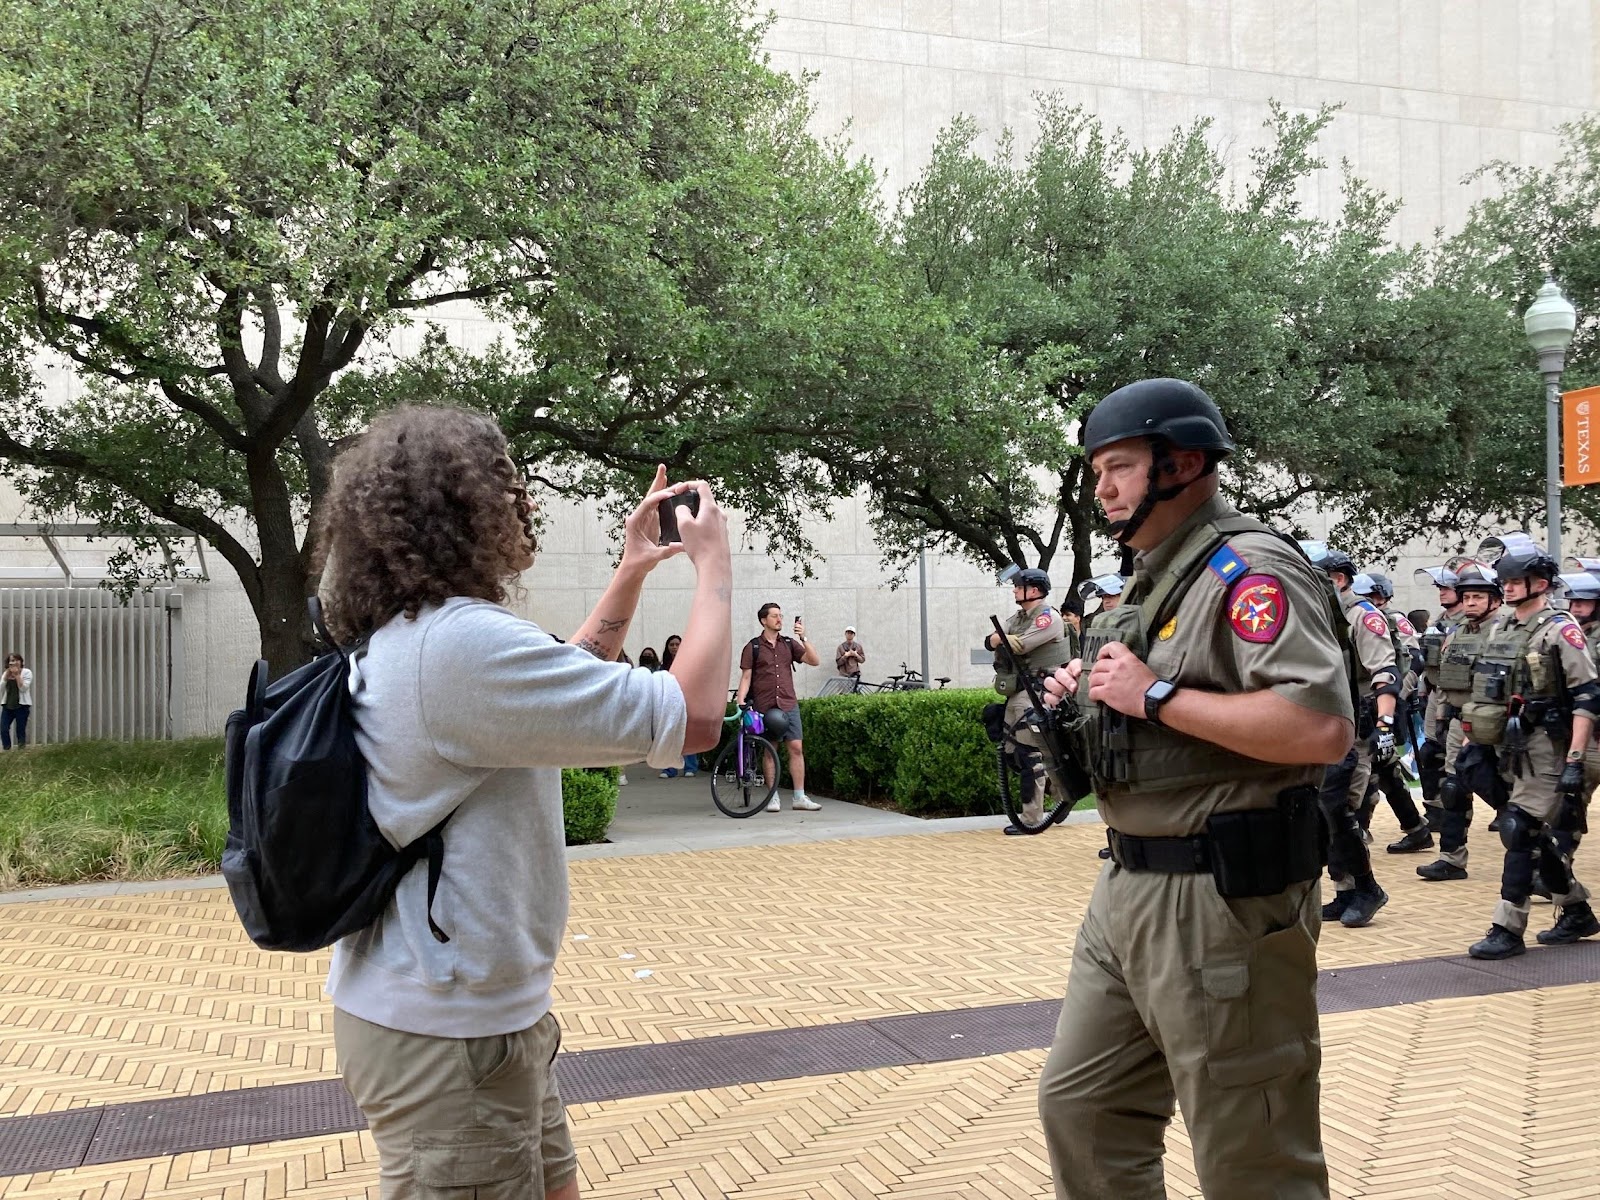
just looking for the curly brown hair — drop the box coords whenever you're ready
[313,406,537,643]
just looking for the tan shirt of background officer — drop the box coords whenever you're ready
[984,576,1065,829]
[1042,430,1351,1200]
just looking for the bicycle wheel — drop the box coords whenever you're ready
[711,735,780,817]
[997,743,1073,834]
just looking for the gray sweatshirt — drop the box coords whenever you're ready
[326,597,687,1037]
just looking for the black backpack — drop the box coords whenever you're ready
[222,598,449,952]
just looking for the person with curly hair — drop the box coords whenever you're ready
[317,405,731,1200]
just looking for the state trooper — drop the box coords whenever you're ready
[1350,572,1432,853]
[1304,546,1397,928]
[1039,379,1351,1200]
[1077,573,1126,632]
[1415,563,1503,882]
[1463,534,1600,959]
[984,566,1071,836]
[1413,564,1468,823]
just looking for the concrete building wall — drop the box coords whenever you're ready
[6,0,1594,733]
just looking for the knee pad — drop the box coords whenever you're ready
[1438,775,1471,814]
[1418,738,1446,773]
[1320,750,1358,814]
[1498,804,1544,854]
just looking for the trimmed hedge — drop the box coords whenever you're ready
[562,767,619,845]
[797,689,1004,817]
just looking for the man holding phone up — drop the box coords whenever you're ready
[736,603,822,811]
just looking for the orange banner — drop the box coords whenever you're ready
[1564,387,1600,485]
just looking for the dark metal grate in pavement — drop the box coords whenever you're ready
[0,1108,102,1176]
[83,1079,365,1166]
[2,941,1597,1177]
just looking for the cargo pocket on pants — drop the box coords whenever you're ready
[1200,923,1317,1090]
[413,1128,531,1199]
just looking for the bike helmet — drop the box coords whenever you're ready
[1480,532,1558,582]
[762,707,792,740]
[1299,540,1356,579]
[1076,573,1127,602]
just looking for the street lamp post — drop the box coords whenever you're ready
[1524,277,1579,560]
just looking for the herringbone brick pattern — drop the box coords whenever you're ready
[0,816,1549,1117]
[3,985,1596,1199]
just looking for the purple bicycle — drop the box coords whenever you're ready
[711,704,780,817]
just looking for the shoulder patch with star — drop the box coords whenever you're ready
[1562,620,1588,651]
[1396,615,1417,637]
[1034,611,1053,630]
[1227,574,1288,644]
[1362,611,1389,638]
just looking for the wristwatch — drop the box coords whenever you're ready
[1143,679,1177,725]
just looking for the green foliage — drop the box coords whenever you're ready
[0,737,615,885]
[884,99,1530,577]
[0,738,228,888]
[1433,115,1600,542]
[799,689,1003,817]
[0,0,956,669]
[561,766,619,846]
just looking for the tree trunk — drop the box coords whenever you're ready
[246,448,315,675]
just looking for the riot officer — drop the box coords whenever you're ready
[984,566,1071,836]
[1416,564,1503,882]
[1076,573,1126,632]
[1560,560,1600,802]
[1350,573,1432,853]
[1463,534,1600,959]
[1304,546,1397,927]
[1413,564,1467,824]
[1038,379,1351,1199]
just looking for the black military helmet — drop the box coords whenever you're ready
[1480,533,1558,582]
[1299,540,1356,579]
[1453,563,1502,596]
[1012,567,1051,597]
[1367,572,1395,600]
[1082,379,1235,458]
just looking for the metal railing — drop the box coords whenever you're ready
[0,588,175,744]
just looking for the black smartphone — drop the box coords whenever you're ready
[657,491,701,545]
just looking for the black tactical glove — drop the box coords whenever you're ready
[1558,758,1587,800]
[1371,720,1398,766]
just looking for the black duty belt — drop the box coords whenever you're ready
[1104,828,1212,873]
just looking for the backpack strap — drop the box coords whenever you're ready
[307,596,346,663]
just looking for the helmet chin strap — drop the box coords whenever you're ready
[1108,443,1192,572]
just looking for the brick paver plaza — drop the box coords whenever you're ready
[3,802,1598,1199]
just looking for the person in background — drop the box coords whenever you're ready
[639,647,661,671]
[1,653,32,749]
[659,634,697,777]
[735,603,822,810]
[835,626,866,678]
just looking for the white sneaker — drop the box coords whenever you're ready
[792,795,821,811]
[765,795,781,812]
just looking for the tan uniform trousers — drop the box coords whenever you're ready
[336,1008,576,1200]
[1493,733,1591,935]
[1005,689,1047,824]
[1038,863,1327,1200]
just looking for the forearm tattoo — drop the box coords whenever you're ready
[575,637,606,659]
[598,617,626,634]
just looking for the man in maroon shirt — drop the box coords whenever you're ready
[736,602,822,810]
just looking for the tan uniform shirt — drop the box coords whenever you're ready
[1341,591,1397,702]
[1003,599,1066,659]
[1097,494,1354,838]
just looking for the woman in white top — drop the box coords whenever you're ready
[2,653,32,749]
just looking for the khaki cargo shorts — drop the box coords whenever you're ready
[335,1008,577,1198]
